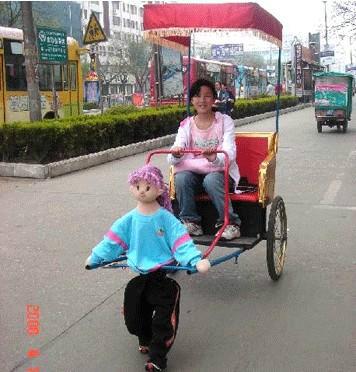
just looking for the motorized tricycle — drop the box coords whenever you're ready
[314,72,354,133]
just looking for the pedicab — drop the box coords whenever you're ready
[95,2,288,281]
[314,72,354,133]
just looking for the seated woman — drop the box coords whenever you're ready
[168,78,241,241]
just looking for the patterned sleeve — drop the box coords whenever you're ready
[167,118,189,165]
[164,212,202,267]
[215,115,236,167]
[89,217,129,265]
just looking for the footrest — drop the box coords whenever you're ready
[193,235,262,249]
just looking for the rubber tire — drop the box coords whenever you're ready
[267,196,288,281]
[317,121,322,133]
[342,121,348,133]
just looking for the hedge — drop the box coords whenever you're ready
[0,95,298,164]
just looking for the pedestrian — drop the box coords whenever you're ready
[221,82,235,115]
[168,78,241,241]
[265,81,275,96]
[213,80,224,113]
[85,164,210,372]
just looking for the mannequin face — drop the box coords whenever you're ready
[130,180,163,204]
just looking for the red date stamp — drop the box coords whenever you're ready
[26,304,41,371]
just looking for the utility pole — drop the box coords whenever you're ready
[323,0,329,71]
[323,1,328,48]
[21,1,42,121]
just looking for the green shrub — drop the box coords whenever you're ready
[105,105,139,115]
[83,102,99,110]
[0,97,299,164]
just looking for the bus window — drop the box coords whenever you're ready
[38,64,64,91]
[54,65,63,91]
[63,64,69,91]
[70,63,77,90]
[4,39,27,91]
[38,64,51,91]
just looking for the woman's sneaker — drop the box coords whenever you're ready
[218,224,240,240]
[184,221,203,236]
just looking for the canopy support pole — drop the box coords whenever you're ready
[186,36,191,116]
[275,47,282,132]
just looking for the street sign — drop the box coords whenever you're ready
[319,50,334,58]
[83,13,107,44]
[211,44,243,59]
[320,50,335,66]
[37,27,68,63]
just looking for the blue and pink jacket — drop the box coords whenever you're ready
[88,207,202,274]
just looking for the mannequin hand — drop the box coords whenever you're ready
[85,256,93,270]
[196,259,211,273]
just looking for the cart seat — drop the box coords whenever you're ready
[188,132,278,206]
[196,191,259,203]
[169,132,278,238]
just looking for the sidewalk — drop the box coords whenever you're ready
[0,104,311,179]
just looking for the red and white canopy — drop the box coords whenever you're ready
[143,2,283,52]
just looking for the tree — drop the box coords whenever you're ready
[109,38,153,93]
[331,1,356,36]
[0,2,22,27]
[21,1,42,121]
[125,40,153,93]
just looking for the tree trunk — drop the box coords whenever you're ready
[21,1,42,121]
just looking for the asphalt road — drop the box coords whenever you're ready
[1,104,355,372]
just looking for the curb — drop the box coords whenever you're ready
[0,103,311,179]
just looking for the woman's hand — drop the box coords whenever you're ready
[171,146,184,158]
[202,147,217,162]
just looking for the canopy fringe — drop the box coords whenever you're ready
[143,28,282,49]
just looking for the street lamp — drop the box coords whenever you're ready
[322,1,329,71]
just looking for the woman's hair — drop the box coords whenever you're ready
[128,164,173,212]
[190,78,217,100]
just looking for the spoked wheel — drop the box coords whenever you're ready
[267,196,287,281]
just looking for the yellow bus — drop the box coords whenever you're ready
[0,26,83,124]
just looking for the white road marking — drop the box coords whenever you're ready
[315,205,356,211]
[320,180,342,205]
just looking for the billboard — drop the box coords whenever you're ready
[211,44,243,59]
[295,43,303,96]
[161,47,183,97]
[320,50,335,66]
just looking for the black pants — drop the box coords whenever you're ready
[124,271,181,369]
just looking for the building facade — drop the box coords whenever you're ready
[81,1,145,103]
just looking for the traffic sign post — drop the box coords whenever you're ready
[83,13,107,45]
[37,27,68,63]
[320,50,334,71]
[37,27,68,118]
[83,13,108,114]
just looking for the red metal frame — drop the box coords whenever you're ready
[146,149,230,259]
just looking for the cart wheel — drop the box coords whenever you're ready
[267,196,287,281]
[342,121,348,133]
[317,121,322,133]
